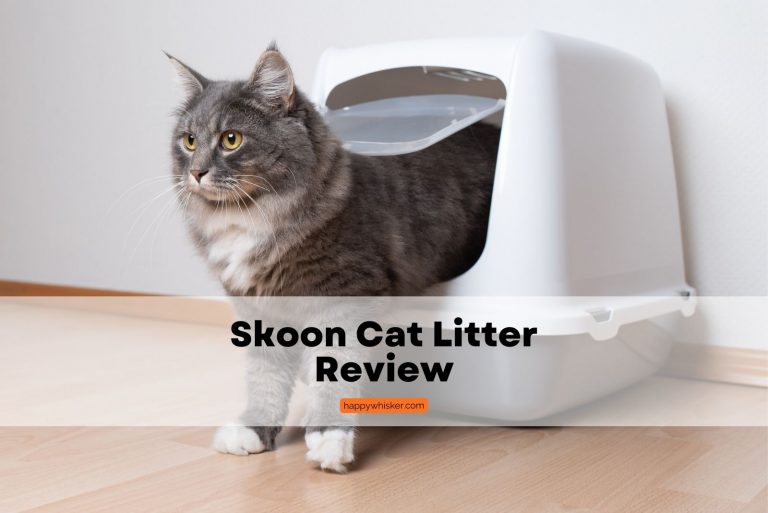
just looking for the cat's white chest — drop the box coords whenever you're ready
[204,225,265,293]
[207,229,258,292]
[192,204,276,294]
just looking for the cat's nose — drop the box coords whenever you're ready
[190,169,208,183]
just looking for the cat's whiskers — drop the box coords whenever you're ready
[224,188,233,233]
[147,184,191,265]
[228,184,260,245]
[246,175,281,198]
[229,176,271,193]
[104,176,180,250]
[236,181,272,195]
[232,182,287,294]
[129,182,188,262]
[181,191,193,214]
[123,181,184,254]
[211,185,223,222]
[110,176,179,227]
[223,177,270,194]
[229,174,279,194]
[217,181,272,294]
[109,175,177,213]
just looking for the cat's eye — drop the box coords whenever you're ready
[182,133,196,151]
[221,130,243,150]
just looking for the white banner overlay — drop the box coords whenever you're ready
[0,296,765,426]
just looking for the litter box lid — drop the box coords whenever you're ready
[321,94,506,156]
[382,294,697,341]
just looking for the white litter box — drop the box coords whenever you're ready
[312,32,696,421]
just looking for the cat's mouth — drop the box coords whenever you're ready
[179,172,266,203]
[185,181,232,202]
[188,181,258,204]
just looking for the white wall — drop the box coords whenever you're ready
[0,0,765,297]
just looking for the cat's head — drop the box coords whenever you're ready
[167,44,318,204]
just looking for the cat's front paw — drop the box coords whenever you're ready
[213,424,266,456]
[305,428,355,473]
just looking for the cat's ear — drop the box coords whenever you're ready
[248,43,295,111]
[164,51,209,96]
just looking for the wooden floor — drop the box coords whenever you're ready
[1,301,766,510]
[1,426,765,512]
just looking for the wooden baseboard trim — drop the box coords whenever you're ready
[661,343,768,388]
[0,279,150,296]
[0,280,233,326]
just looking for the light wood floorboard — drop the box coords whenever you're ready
[0,426,765,513]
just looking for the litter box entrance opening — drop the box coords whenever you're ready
[323,67,504,281]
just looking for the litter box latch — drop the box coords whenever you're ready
[585,306,617,341]
[583,293,698,341]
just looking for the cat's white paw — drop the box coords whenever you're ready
[305,428,355,473]
[213,424,266,456]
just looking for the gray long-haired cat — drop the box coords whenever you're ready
[168,44,499,472]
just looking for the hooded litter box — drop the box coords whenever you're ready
[312,32,696,421]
